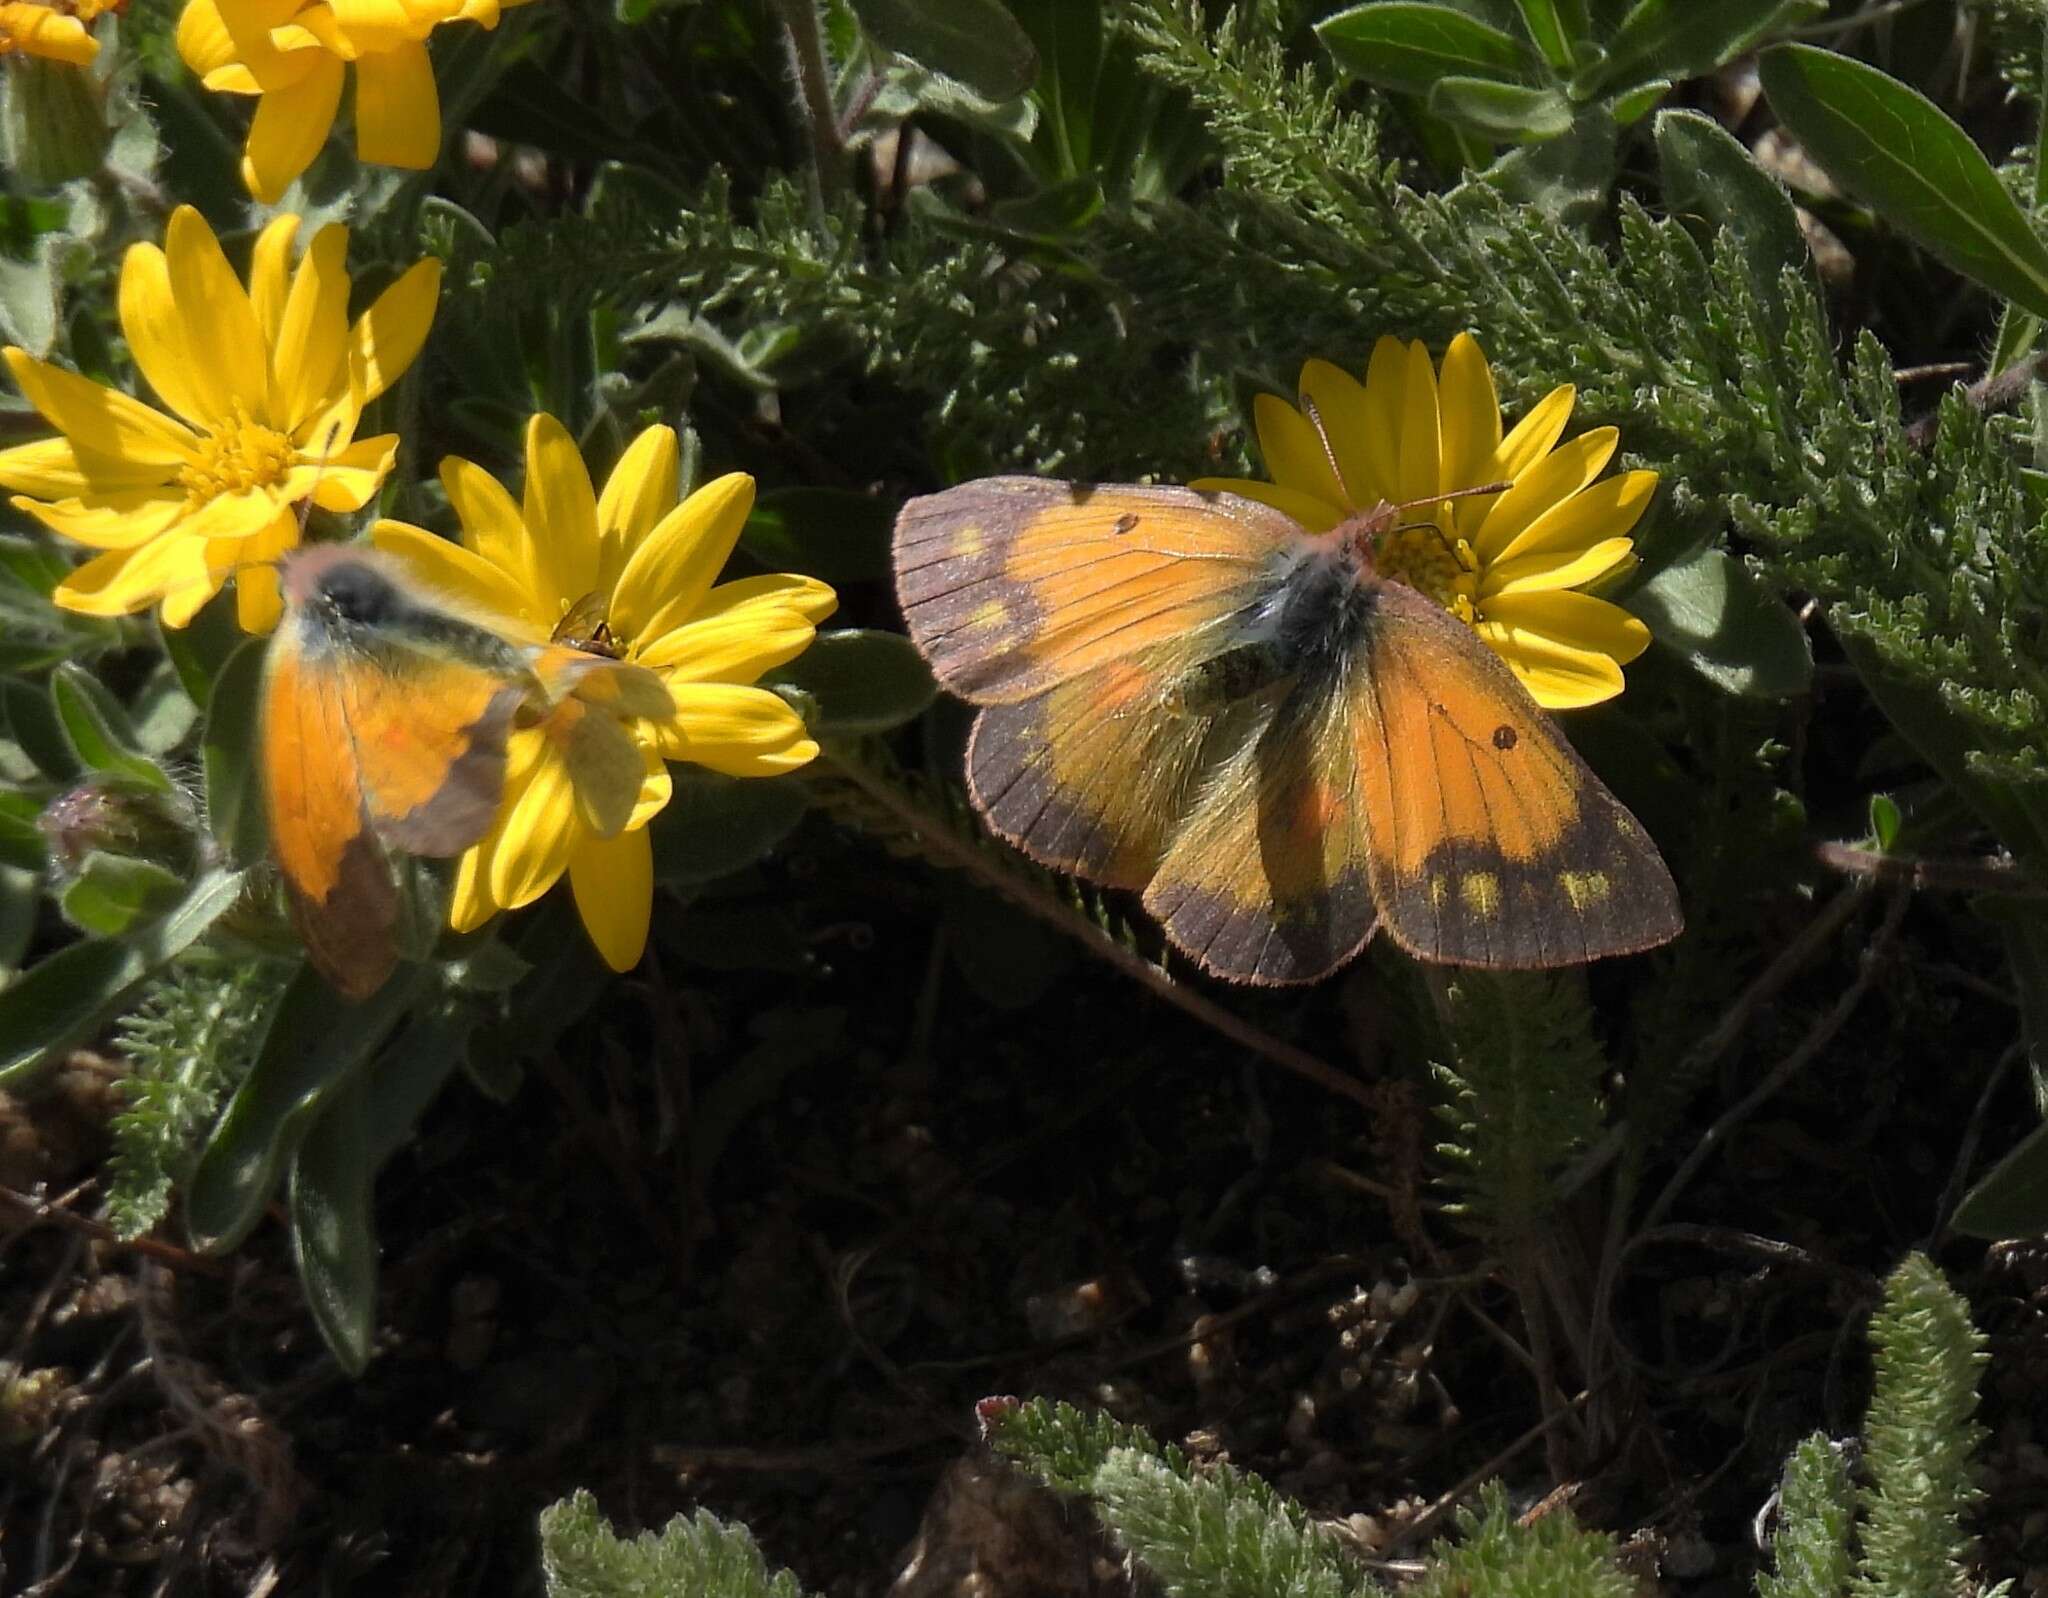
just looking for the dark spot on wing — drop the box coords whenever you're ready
[1492,725,1517,751]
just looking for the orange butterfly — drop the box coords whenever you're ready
[893,478,1681,984]
[261,544,668,998]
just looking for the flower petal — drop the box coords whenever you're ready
[163,207,270,419]
[1489,384,1575,485]
[486,740,580,910]
[567,825,653,972]
[118,246,218,430]
[1471,428,1619,563]
[1187,475,1341,534]
[346,257,439,409]
[0,435,169,497]
[520,413,600,604]
[1489,468,1657,570]
[635,606,822,684]
[694,572,838,625]
[1297,359,1377,508]
[611,472,755,643]
[5,4,97,64]
[176,0,237,73]
[1252,391,1345,512]
[353,39,441,167]
[1481,537,1637,598]
[448,844,495,932]
[248,212,301,348]
[242,53,345,203]
[1477,590,1650,708]
[273,222,352,431]
[286,432,395,510]
[659,683,820,776]
[1438,332,1502,499]
[370,519,548,634]
[1396,338,1441,507]
[1360,336,1406,506]
[440,454,542,602]
[5,347,197,466]
[54,532,214,619]
[9,487,188,549]
[235,561,284,632]
[595,424,678,589]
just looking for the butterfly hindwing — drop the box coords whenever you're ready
[1353,581,1680,966]
[895,478,1285,705]
[967,644,1253,890]
[1142,669,1379,985]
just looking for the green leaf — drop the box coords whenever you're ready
[186,965,423,1255]
[49,664,171,794]
[289,1069,377,1374]
[769,629,938,737]
[1759,43,2048,322]
[202,637,271,867]
[0,865,245,1089]
[1428,76,1573,141]
[1,677,82,782]
[0,862,35,974]
[158,591,246,710]
[1868,792,1902,852]
[1513,0,1575,69]
[1319,3,1534,95]
[1576,0,1820,101]
[0,787,46,872]
[59,852,186,937]
[650,768,810,886]
[849,0,1041,104]
[1654,108,1806,295]
[741,487,891,585]
[1628,546,1812,699]
[1477,103,1615,225]
[1953,1116,2048,1238]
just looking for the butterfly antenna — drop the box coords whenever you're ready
[1373,480,1513,565]
[293,420,344,536]
[1298,393,1354,503]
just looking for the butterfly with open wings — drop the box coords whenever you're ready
[893,466,1681,985]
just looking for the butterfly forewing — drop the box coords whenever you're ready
[1352,582,1680,967]
[894,478,1284,704]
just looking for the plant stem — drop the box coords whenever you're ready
[772,0,849,212]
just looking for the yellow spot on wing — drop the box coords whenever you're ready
[1560,870,1610,909]
[1429,874,1449,908]
[957,526,986,558]
[972,599,1009,633]
[1460,872,1501,917]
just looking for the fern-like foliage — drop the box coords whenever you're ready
[1089,1447,1379,1598]
[1408,1481,1634,1598]
[1851,1253,1990,1598]
[988,1395,1191,1495]
[539,1489,815,1598]
[105,960,284,1239]
[1759,1435,1854,1598]
[1429,972,1608,1239]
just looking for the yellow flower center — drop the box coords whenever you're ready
[177,408,296,506]
[1375,521,1479,627]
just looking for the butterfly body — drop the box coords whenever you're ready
[895,477,1681,984]
[261,546,667,998]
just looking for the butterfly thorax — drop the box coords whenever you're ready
[1166,542,1376,717]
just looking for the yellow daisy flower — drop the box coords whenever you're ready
[372,415,837,971]
[1194,333,1656,709]
[0,0,118,64]
[0,205,440,632]
[176,0,533,203]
